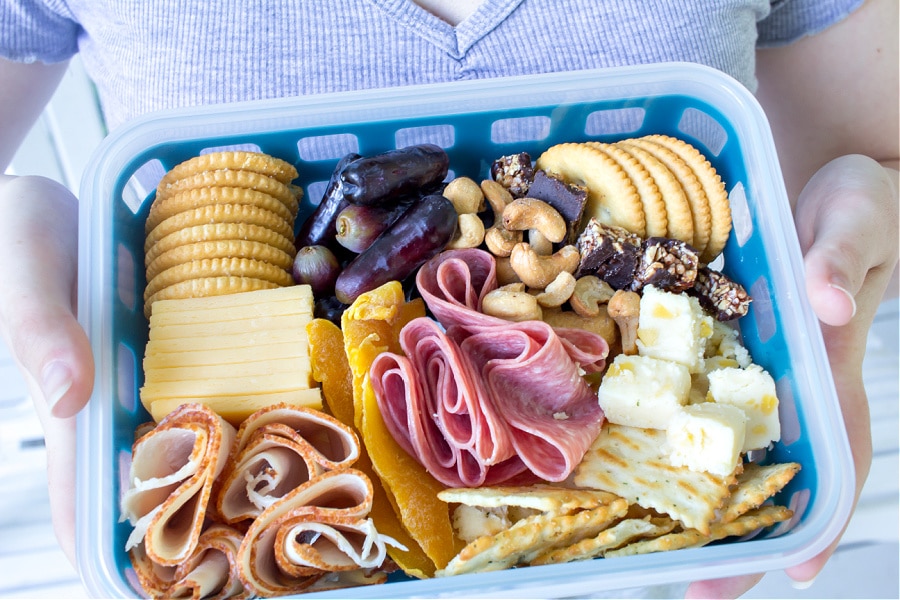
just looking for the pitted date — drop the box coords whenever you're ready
[339,144,449,206]
[334,194,458,304]
[294,152,361,251]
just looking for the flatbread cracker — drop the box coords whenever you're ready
[159,151,298,187]
[438,485,620,515]
[719,462,801,524]
[588,142,668,238]
[535,143,645,237]
[437,498,629,577]
[613,141,694,245]
[530,516,677,565]
[605,505,793,557]
[573,424,737,535]
[641,135,731,262]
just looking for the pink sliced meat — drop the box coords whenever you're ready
[454,323,604,482]
[371,248,608,487]
[371,317,527,487]
[416,248,608,372]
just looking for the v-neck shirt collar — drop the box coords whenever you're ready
[364,0,525,59]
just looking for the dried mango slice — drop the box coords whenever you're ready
[341,282,462,571]
[307,316,436,578]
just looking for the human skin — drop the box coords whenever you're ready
[0,1,896,597]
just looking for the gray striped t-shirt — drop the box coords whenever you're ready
[1,0,862,131]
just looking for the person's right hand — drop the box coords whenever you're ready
[0,174,95,565]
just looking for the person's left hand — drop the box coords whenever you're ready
[685,154,899,599]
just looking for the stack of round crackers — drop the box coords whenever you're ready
[143,151,302,317]
[535,135,730,264]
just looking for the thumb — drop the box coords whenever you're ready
[0,175,94,417]
[795,155,899,327]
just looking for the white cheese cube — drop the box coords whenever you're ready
[598,354,691,429]
[707,365,781,451]
[689,355,744,404]
[706,320,751,367]
[665,402,747,476]
[636,286,714,373]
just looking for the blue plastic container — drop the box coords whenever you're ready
[76,62,854,598]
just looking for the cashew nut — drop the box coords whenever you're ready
[528,229,553,256]
[484,225,523,257]
[542,306,617,346]
[494,256,521,286]
[502,198,567,244]
[480,179,513,217]
[570,276,615,318]
[482,283,542,322]
[535,271,577,308]
[443,177,485,214]
[607,289,641,355]
[508,242,580,289]
[447,213,486,249]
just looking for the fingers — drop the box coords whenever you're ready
[795,155,899,327]
[29,387,78,566]
[0,175,94,418]
[684,573,763,599]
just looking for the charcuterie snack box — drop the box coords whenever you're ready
[76,63,854,598]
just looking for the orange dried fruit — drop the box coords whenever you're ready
[341,281,462,571]
[306,316,437,578]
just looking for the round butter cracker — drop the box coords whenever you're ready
[143,256,293,304]
[641,135,731,262]
[613,141,694,246]
[145,239,295,282]
[144,223,296,267]
[536,143,645,237]
[159,151,299,188]
[144,203,294,253]
[147,185,297,233]
[587,142,668,238]
[144,276,282,318]
[626,137,712,254]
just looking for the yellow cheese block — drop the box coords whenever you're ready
[143,355,311,383]
[143,341,308,368]
[151,285,313,313]
[145,328,308,353]
[149,299,311,327]
[141,370,314,400]
[148,313,311,340]
[147,388,323,426]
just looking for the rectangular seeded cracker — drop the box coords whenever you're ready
[573,424,738,535]
[530,516,678,565]
[718,462,801,524]
[437,498,629,577]
[437,485,620,515]
[604,505,793,557]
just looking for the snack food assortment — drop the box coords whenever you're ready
[76,66,856,600]
[114,133,806,599]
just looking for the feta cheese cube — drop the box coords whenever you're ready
[665,402,747,476]
[707,365,781,451]
[689,355,744,404]
[598,354,691,429]
[636,286,714,373]
[706,320,751,367]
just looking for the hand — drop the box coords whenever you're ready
[685,155,899,598]
[0,174,95,566]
